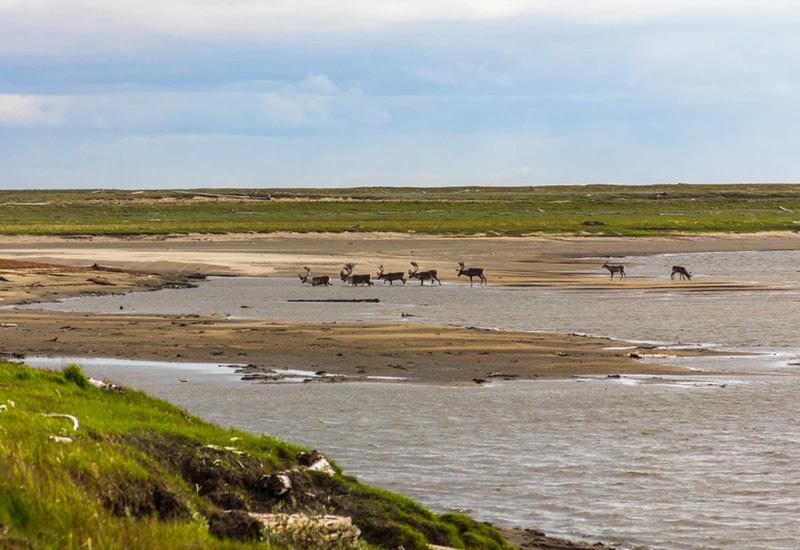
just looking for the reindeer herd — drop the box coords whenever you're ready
[300,261,487,287]
[301,260,693,287]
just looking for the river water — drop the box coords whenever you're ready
[18,250,800,549]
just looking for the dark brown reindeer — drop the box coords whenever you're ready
[340,263,373,286]
[408,261,441,286]
[457,262,487,286]
[602,261,626,279]
[376,265,406,285]
[671,265,692,281]
[298,266,331,286]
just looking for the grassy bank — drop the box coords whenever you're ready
[0,361,510,549]
[1,184,800,236]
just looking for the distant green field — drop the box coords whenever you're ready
[2,184,800,236]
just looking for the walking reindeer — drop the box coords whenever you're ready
[457,262,487,286]
[340,263,373,286]
[408,262,441,286]
[298,266,331,286]
[670,265,692,280]
[602,261,626,279]
[376,265,406,285]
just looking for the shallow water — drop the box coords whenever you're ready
[23,250,800,354]
[18,250,800,548]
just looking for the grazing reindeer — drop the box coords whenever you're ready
[376,265,406,285]
[340,263,373,286]
[408,261,441,286]
[298,266,331,286]
[671,265,692,281]
[602,261,626,279]
[457,261,487,286]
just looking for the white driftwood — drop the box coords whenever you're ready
[306,456,335,475]
[248,513,360,542]
[88,378,122,392]
[42,413,79,431]
[49,435,74,443]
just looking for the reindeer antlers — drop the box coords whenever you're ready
[303,266,311,273]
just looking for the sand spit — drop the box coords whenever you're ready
[0,312,723,384]
[0,258,198,307]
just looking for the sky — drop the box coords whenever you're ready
[1,1,800,188]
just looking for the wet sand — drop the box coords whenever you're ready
[1,311,719,384]
[0,258,196,307]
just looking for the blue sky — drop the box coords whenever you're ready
[1,1,800,188]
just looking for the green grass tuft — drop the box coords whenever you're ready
[62,364,91,389]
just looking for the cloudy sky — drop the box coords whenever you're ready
[2,1,800,188]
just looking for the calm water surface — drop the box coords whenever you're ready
[19,250,800,549]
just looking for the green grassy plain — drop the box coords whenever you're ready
[0,362,510,549]
[2,184,800,236]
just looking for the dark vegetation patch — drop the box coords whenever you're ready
[125,431,508,549]
[208,510,263,541]
[95,475,189,520]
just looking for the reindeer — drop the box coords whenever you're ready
[457,261,487,286]
[408,261,441,286]
[671,265,692,281]
[602,261,626,279]
[340,263,373,286]
[298,266,331,286]
[376,265,406,285]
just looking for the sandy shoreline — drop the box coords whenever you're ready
[2,231,799,289]
[1,231,793,384]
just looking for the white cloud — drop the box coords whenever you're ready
[627,30,800,101]
[260,74,389,128]
[416,63,511,88]
[0,75,389,133]
[0,94,67,126]
[298,74,338,94]
[4,1,800,44]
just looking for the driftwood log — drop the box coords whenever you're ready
[42,413,80,431]
[287,298,379,303]
[247,513,360,542]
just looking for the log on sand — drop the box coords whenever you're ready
[287,298,380,303]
